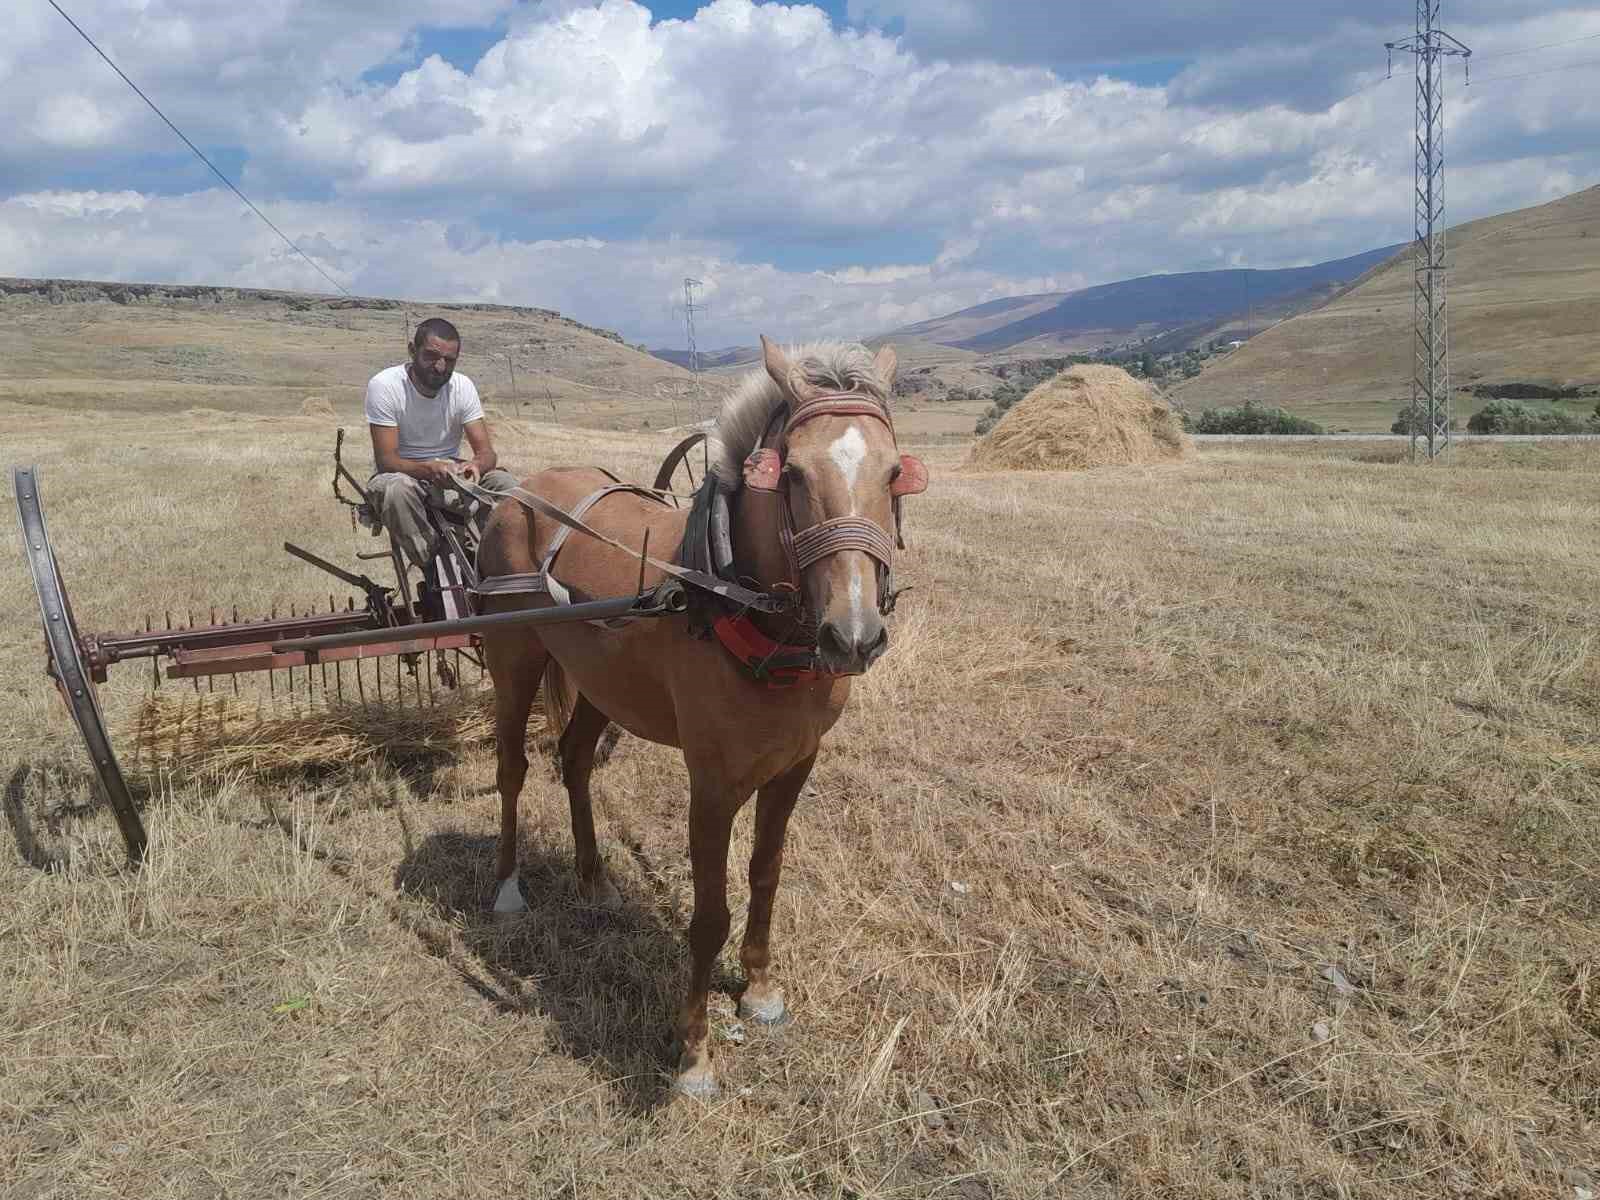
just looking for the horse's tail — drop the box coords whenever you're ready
[541,658,577,740]
[539,659,620,776]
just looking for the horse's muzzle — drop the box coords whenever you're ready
[817,619,889,675]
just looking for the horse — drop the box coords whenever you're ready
[475,336,927,1098]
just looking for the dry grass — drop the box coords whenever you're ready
[3,401,1598,1198]
[970,365,1188,471]
[129,691,504,779]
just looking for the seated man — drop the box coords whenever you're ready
[364,316,518,571]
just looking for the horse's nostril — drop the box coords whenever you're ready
[819,622,851,658]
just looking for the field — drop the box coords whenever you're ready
[2,400,1598,1197]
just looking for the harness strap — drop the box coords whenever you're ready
[712,614,830,688]
[539,485,664,606]
[471,571,548,597]
[456,474,794,615]
[789,516,896,572]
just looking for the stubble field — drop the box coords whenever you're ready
[2,402,1597,1199]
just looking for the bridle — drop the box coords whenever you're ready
[741,390,928,620]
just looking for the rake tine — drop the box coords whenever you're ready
[355,656,368,714]
[414,660,422,708]
[336,658,344,705]
[321,596,335,699]
[166,610,172,630]
[426,650,435,705]
[210,605,217,626]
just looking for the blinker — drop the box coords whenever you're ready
[743,448,783,491]
[890,455,929,497]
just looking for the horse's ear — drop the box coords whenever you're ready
[891,454,928,497]
[761,334,817,403]
[873,342,898,392]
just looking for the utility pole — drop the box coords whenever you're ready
[683,277,707,423]
[1387,2,1471,463]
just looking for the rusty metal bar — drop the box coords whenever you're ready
[270,589,680,658]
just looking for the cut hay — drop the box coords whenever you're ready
[969,364,1190,471]
[128,687,525,779]
[299,395,335,417]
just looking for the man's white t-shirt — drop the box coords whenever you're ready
[364,364,483,461]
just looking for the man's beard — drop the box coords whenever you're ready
[414,365,451,391]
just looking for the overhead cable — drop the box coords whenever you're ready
[44,0,352,296]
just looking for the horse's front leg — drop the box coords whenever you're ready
[737,753,814,1027]
[674,778,749,1099]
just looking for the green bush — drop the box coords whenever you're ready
[1466,397,1597,434]
[1183,401,1325,435]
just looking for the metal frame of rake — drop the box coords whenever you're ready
[10,432,711,865]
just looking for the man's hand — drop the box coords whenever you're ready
[418,458,457,485]
[455,462,480,484]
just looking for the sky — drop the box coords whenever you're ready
[4,0,1600,349]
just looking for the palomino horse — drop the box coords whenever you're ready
[475,336,926,1098]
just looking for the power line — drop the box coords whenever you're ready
[1324,72,1392,111]
[1469,55,1600,85]
[44,0,351,296]
[1472,29,1600,61]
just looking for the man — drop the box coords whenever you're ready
[364,317,518,571]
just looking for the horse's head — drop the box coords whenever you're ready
[749,336,928,675]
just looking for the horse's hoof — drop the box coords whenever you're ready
[738,991,789,1027]
[492,876,528,916]
[673,1071,721,1101]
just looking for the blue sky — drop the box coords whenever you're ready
[4,1,1599,346]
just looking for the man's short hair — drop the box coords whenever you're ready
[412,317,461,349]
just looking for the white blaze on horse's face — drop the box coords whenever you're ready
[828,426,869,515]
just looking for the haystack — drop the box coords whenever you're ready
[299,395,335,417]
[969,364,1190,470]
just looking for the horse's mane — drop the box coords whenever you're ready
[706,341,890,487]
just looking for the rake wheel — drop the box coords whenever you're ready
[654,432,708,505]
[12,467,147,863]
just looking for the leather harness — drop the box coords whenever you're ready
[464,388,926,686]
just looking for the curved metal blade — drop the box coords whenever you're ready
[12,466,148,864]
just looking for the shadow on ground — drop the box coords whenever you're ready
[394,826,704,1113]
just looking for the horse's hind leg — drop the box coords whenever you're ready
[483,627,547,915]
[738,754,814,1027]
[557,695,621,909]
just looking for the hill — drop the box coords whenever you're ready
[648,346,759,372]
[2,276,710,431]
[1171,185,1600,430]
[886,247,1399,356]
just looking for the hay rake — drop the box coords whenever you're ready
[11,431,714,865]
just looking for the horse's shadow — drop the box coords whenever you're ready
[394,826,713,1113]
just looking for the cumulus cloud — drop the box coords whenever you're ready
[3,0,1599,346]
